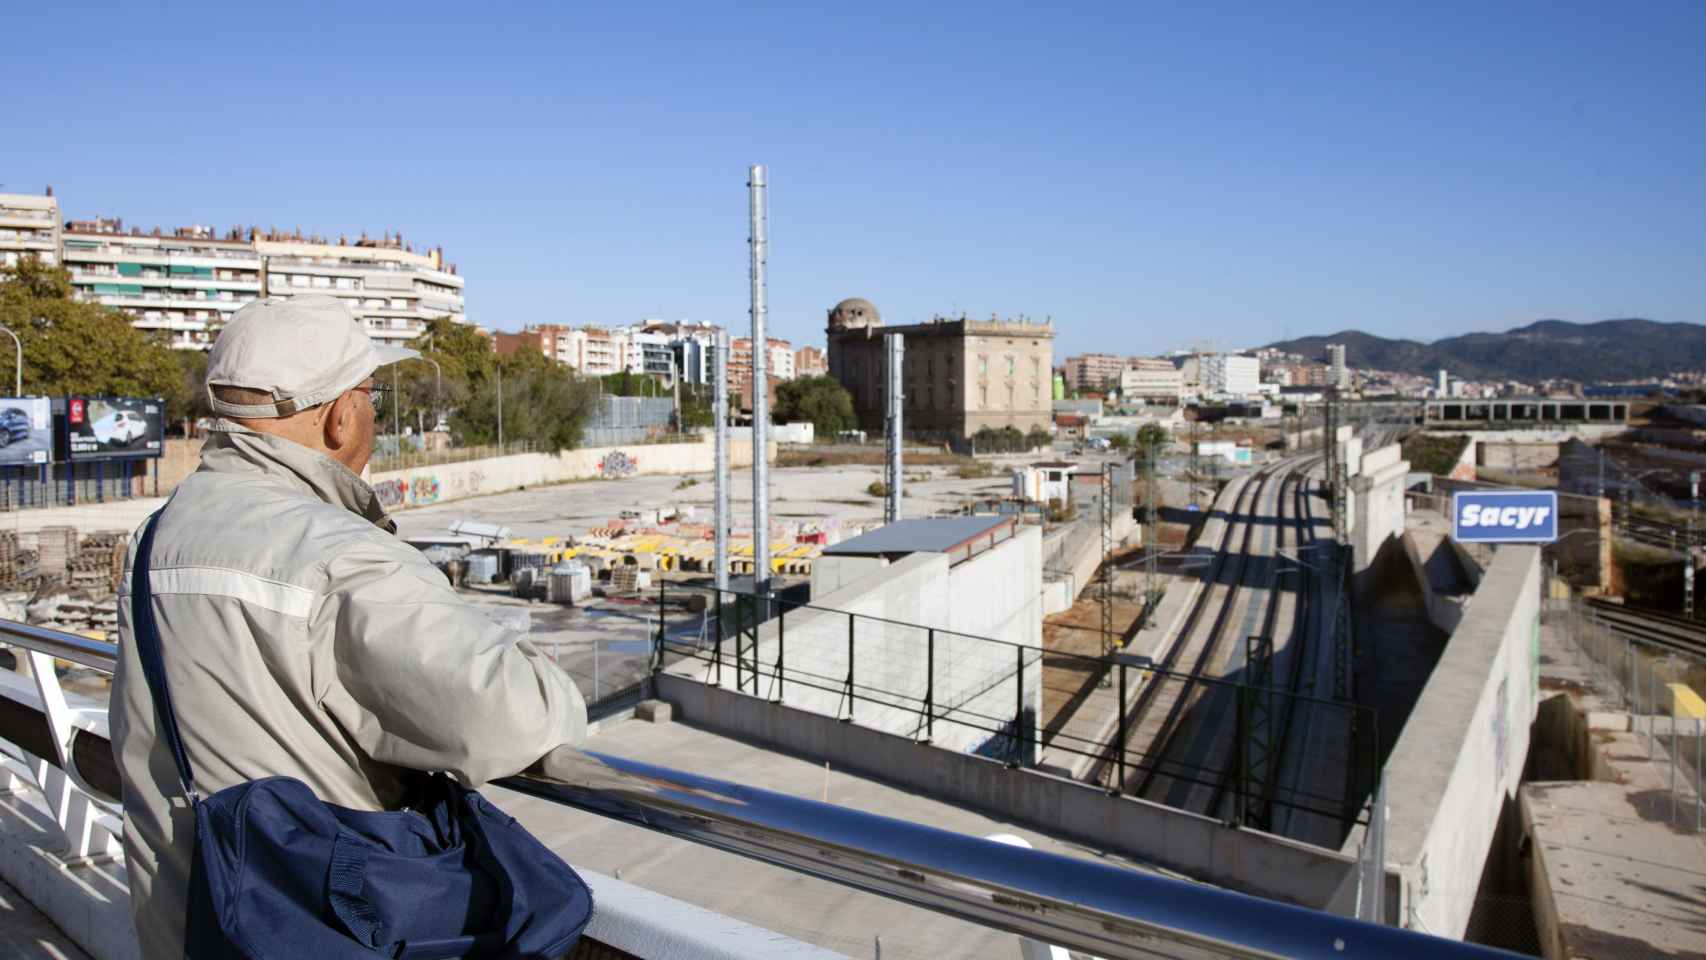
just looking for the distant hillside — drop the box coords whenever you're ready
[1265,319,1706,383]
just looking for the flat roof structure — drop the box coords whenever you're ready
[822,515,1015,565]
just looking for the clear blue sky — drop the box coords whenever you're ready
[10,1,1704,357]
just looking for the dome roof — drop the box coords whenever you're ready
[828,297,882,329]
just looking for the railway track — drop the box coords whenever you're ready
[1124,457,1320,807]
[1098,462,1274,794]
[1583,597,1706,659]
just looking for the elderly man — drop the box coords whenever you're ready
[111,295,586,958]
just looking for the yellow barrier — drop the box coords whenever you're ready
[1670,683,1706,723]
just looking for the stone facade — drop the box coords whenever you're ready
[825,299,1053,442]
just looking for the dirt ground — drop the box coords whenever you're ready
[1040,590,1147,735]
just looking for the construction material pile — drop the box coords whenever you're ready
[0,531,40,591]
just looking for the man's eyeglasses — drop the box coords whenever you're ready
[354,383,393,408]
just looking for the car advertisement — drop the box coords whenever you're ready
[67,396,165,460]
[1452,490,1558,543]
[0,397,52,466]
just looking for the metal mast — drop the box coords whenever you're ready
[748,165,771,597]
[884,333,905,523]
[1101,461,1115,657]
[714,328,730,593]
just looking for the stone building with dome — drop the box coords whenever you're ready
[825,297,1054,444]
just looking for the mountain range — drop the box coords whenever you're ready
[1263,319,1706,384]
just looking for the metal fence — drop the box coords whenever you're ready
[368,440,540,473]
[653,583,1380,839]
[1548,596,1705,833]
[581,396,675,447]
[0,459,160,511]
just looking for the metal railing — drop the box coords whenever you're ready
[658,583,1378,834]
[0,618,1520,959]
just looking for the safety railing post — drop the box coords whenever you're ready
[1234,682,1248,826]
[774,601,785,704]
[924,628,935,743]
[1012,645,1025,768]
[845,613,856,722]
[654,577,666,675]
[1650,650,1657,759]
[1115,661,1127,793]
[714,588,723,687]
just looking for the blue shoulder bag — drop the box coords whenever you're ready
[129,512,594,958]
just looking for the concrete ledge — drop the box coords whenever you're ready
[0,794,138,960]
[580,867,848,959]
[658,673,1366,913]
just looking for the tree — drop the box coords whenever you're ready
[1135,422,1170,460]
[449,345,597,451]
[772,375,856,436]
[0,257,181,402]
[164,349,210,434]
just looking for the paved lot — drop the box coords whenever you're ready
[391,463,1022,544]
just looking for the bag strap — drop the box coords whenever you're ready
[130,510,200,802]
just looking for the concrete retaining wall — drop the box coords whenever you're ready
[368,436,766,511]
[657,672,1368,913]
[1371,545,1542,938]
[1476,441,1559,472]
[682,529,1045,757]
[1351,444,1410,572]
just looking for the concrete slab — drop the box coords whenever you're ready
[0,876,90,960]
[492,718,1156,960]
[1523,781,1706,960]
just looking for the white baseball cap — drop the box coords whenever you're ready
[205,295,419,418]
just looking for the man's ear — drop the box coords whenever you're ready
[323,391,354,452]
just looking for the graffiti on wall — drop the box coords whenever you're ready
[598,450,638,479]
[374,478,407,509]
[409,474,441,506]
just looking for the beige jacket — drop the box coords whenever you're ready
[111,424,586,959]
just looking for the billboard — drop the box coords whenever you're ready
[67,396,165,460]
[0,397,52,466]
[1452,490,1557,544]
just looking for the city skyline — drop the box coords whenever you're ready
[7,2,1703,358]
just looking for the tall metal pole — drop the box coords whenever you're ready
[496,363,504,450]
[714,329,730,593]
[748,165,771,597]
[392,363,401,453]
[884,333,904,523]
[0,325,19,395]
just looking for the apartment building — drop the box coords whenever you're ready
[795,345,827,378]
[258,231,464,345]
[729,336,796,410]
[494,324,576,363]
[1119,358,1183,403]
[0,191,62,268]
[62,220,261,350]
[1062,352,1125,392]
[1201,354,1261,397]
[1327,343,1350,390]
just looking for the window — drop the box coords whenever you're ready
[1006,355,1015,376]
[290,274,308,287]
[978,386,987,408]
[978,355,988,376]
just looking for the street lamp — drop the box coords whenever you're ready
[0,324,21,395]
[420,357,443,429]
